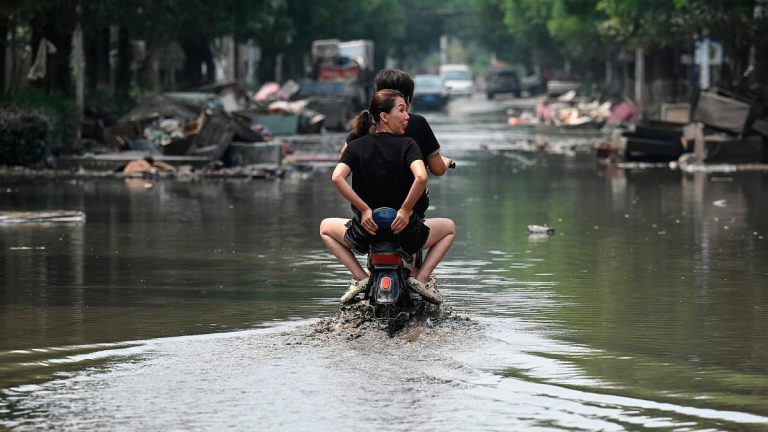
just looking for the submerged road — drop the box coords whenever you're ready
[1,95,767,430]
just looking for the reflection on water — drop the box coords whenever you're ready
[1,115,767,429]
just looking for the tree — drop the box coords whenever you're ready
[497,0,564,71]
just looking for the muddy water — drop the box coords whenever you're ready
[1,106,768,430]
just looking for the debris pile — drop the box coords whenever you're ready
[64,80,350,176]
[507,91,631,130]
[599,89,768,168]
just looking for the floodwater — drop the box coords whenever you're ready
[1,100,767,430]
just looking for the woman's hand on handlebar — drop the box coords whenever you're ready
[360,208,377,235]
[391,208,412,234]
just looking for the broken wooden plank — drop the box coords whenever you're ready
[0,211,86,223]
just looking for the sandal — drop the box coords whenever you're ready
[407,277,443,304]
[340,277,369,304]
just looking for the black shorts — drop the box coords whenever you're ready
[344,213,430,256]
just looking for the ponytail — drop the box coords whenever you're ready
[351,109,375,137]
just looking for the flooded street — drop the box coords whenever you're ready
[1,98,768,430]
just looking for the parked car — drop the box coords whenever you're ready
[439,64,474,97]
[485,68,521,99]
[412,74,448,110]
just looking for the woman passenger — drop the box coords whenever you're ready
[319,90,455,304]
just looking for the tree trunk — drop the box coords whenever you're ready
[0,19,6,94]
[204,49,215,85]
[258,50,275,83]
[181,36,214,89]
[114,27,131,99]
[85,28,98,93]
[7,13,21,97]
[635,48,645,105]
[52,32,73,94]
[86,27,111,93]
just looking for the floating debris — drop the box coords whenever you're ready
[527,225,555,235]
[0,211,85,224]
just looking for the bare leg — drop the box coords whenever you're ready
[415,218,456,283]
[319,218,367,281]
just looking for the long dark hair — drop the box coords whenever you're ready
[351,89,404,137]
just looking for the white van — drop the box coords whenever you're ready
[439,64,474,97]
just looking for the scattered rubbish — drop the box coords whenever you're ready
[123,157,175,176]
[527,225,555,235]
[621,123,687,163]
[598,88,768,169]
[694,91,751,134]
[69,77,342,175]
[660,103,691,124]
[254,82,284,102]
[607,100,642,125]
[700,134,763,164]
[712,200,727,208]
[507,94,614,130]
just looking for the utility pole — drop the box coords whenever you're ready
[635,47,644,105]
[73,3,85,151]
[440,35,448,66]
[699,36,710,90]
[73,6,84,112]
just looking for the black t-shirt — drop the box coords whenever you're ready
[345,113,440,215]
[345,113,440,163]
[339,133,423,214]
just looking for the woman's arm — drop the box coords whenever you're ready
[331,163,376,234]
[391,160,428,234]
[426,151,455,176]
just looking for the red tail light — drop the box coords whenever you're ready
[371,254,401,266]
[380,276,392,290]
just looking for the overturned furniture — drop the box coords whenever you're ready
[606,89,766,164]
[691,91,764,163]
[623,123,688,162]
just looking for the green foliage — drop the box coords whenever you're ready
[1,93,79,159]
[0,107,50,166]
[280,0,407,62]
[548,0,607,58]
[4,0,766,96]
[497,0,561,65]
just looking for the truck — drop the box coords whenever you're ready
[299,39,375,130]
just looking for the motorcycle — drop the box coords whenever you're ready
[348,207,426,333]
